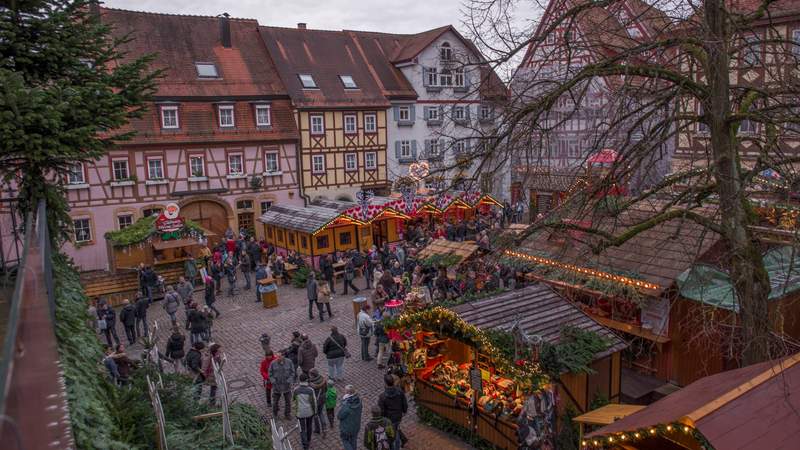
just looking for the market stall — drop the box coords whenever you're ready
[104,203,207,273]
[416,239,480,269]
[387,306,558,450]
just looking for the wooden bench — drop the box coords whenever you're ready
[82,266,187,307]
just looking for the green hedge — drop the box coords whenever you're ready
[53,254,270,448]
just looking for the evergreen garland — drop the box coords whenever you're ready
[104,215,205,246]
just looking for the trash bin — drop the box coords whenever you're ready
[259,278,278,308]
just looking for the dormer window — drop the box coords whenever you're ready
[160,106,179,129]
[440,42,452,61]
[299,73,318,89]
[195,62,219,78]
[218,105,235,128]
[339,75,358,89]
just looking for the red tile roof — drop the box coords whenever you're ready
[259,26,393,109]
[587,353,800,450]
[99,8,298,144]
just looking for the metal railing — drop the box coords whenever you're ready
[0,201,74,449]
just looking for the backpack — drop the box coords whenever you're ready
[373,422,391,450]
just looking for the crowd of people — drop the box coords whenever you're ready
[91,206,525,449]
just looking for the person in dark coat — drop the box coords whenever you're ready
[307,272,323,321]
[318,254,335,294]
[134,292,149,338]
[204,277,221,318]
[297,334,318,376]
[239,251,252,290]
[112,344,136,385]
[223,258,237,297]
[98,302,120,347]
[119,299,137,344]
[165,327,186,373]
[210,260,223,294]
[364,249,375,290]
[322,326,347,381]
[342,258,360,295]
[187,303,206,345]
[337,385,363,450]
[186,341,205,400]
[141,266,159,303]
[268,351,296,418]
[247,238,261,270]
[378,374,408,449]
[286,331,302,368]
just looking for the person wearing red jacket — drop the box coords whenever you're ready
[260,350,278,406]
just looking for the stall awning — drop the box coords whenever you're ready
[152,238,200,250]
[574,404,646,427]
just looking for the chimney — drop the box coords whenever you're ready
[297,23,307,30]
[219,13,231,48]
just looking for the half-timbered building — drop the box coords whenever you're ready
[259,25,392,202]
[63,9,301,271]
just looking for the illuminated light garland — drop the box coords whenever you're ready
[580,422,701,448]
[504,250,661,291]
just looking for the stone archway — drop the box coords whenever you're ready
[179,196,234,240]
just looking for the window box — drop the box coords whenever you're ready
[425,85,443,93]
[145,179,168,186]
[109,180,136,187]
[262,170,284,177]
[66,183,90,190]
[188,176,209,182]
[226,173,248,180]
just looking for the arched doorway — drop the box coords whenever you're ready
[180,198,232,243]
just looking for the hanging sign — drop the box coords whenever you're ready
[156,202,185,240]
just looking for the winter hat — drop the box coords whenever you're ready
[327,379,335,387]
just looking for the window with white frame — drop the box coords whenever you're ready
[260,200,273,214]
[117,214,133,230]
[310,115,324,135]
[228,153,244,175]
[345,153,357,171]
[429,139,441,156]
[626,26,642,38]
[427,107,439,121]
[147,158,164,179]
[454,68,465,87]
[454,140,466,154]
[440,42,452,61]
[255,104,271,126]
[160,106,179,129]
[143,207,163,217]
[73,218,92,243]
[426,67,438,86]
[265,152,279,172]
[453,106,466,121]
[67,162,85,184]
[112,159,129,180]
[398,106,411,122]
[364,114,377,133]
[545,33,555,45]
[344,114,357,134]
[365,152,377,170]
[312,154,325,173]
[697,104,709,133]
[400,140,412,159]
[299,73,318,89]
[218,105,235,127]
[567,140,580,157]
[480,104,491,120]
[189,155,205,177]
[440,69,453,86]
[339,75,358,89]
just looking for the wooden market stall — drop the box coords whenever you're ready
[389,305,559,450]
[451,284,628,415]
[583,352,800,450]
[416,239,480,268]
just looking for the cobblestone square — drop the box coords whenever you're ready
[130,275,474,450]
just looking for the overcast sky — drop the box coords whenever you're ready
[104,0,478,34]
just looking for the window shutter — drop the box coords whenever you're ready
[438,105,444,118]
[422,67,429,87]
[465,70,472,88]
[393,106,399,121]
[424,139,431,154]
[465,105,471,120]
[411,140,418,159]
[423,106,430,121]
[410,104,416,122]
[395,141,401,159]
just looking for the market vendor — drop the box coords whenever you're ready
[371,284,389,310]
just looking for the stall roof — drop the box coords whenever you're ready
[417,239,479,261]
[587,353,800,450]
[258,204,339,234]
[451,284,627,361]
[310,198,356,212]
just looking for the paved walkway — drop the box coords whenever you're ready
[125,274,474,450]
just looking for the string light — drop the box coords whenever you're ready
[649,428,656,435]
[504,250,660,290]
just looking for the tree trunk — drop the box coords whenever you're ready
[705,0,772,365]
